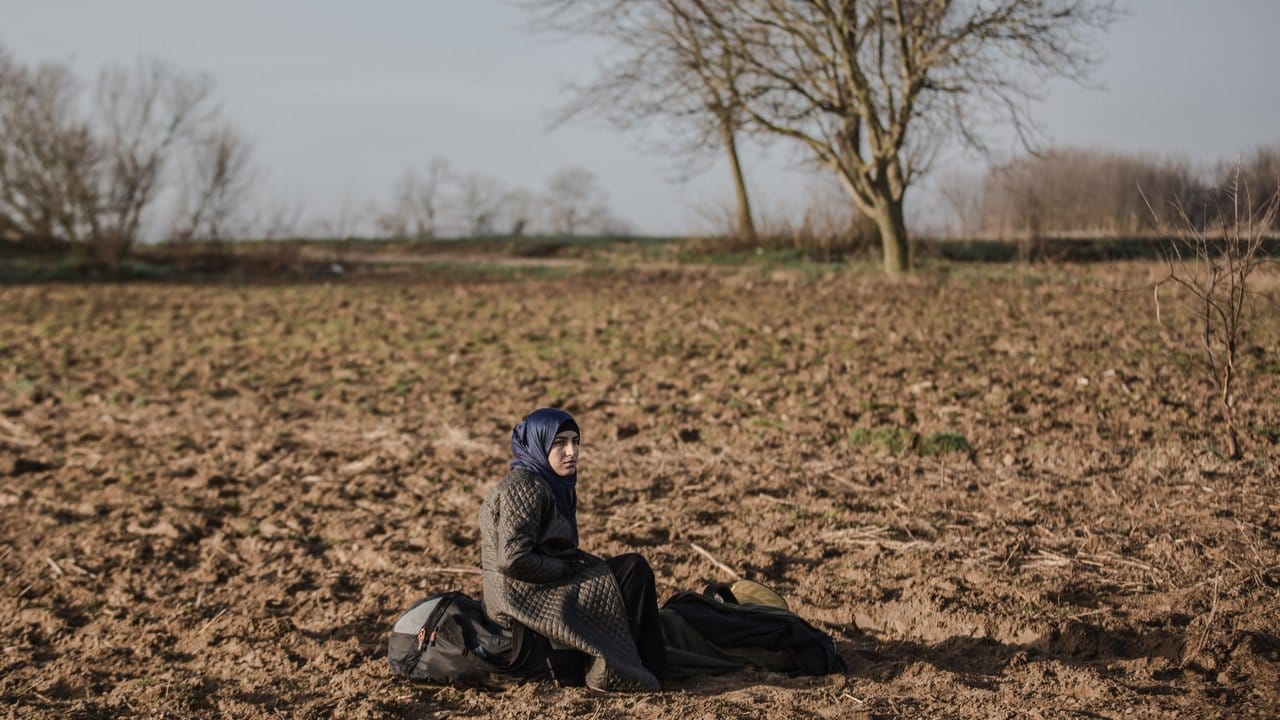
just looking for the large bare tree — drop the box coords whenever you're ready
[540,0,1119,274]
[528,0,758,242]
[704,0,1120,273]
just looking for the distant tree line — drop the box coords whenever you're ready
[6,22,1276,271]
[939,145,1280,239]
[0,41,630,270]
[372,162,631,239]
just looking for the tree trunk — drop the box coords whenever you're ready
[1221,364,1240,460]
[720,123,756,243]
[872,199,911,275]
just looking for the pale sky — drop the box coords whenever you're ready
[5,0,1278,235]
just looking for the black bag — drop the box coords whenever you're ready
[659,586,846,678]
[387,591,552,685]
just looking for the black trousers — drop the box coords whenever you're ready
[606,553,669,680]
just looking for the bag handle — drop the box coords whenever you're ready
[701,583,738,604]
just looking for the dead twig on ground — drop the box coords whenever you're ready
[1023,549,1168,586]
[690,542,741,581]
[199,607,229,635]
[840,692,865,705]
[420,567,484,576]
[821,525,935,552]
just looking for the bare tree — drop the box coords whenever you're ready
[453,172,508,237]
[544,167,613,235]
[0,46,230,264]
[173,123,257,243]
[0,48,99,248]
[93,59,216,264]
[376,160,547,238]
[529,0,758,242]
[1151,168,1276,460]
[375,157,452,238]
[501,186,538,237]
[635,0,1119,274]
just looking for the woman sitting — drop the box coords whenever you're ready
[478,407,668,692]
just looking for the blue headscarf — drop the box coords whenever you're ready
[510,407,581,545]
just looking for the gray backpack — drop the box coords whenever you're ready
[388,591,553,685]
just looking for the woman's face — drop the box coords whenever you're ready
[547,430,579,477]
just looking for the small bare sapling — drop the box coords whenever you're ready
[1149,166,1276,459]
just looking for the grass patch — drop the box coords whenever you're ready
[917,432,974,457]
[0,254,178,283]
[848,425,918,455]
[849,425,973,456]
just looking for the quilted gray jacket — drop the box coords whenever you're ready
[479,469,659,692]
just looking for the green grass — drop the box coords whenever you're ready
[917,432,974,457]
[848,425,973,457]
[848,425,918,455]
[0,254,177,282]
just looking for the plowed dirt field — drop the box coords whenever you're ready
[2,260,1278,718]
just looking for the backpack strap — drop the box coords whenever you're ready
[398,593,459,675]
[421,593,460,647]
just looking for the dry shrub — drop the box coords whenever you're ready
[691,181,878,261]
[1150,166,1277,459]
[755,199,879,262]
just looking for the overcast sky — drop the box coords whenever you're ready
[5,0,1279,235]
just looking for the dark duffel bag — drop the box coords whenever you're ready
[388,591,554,685]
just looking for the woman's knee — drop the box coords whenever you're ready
[609,552,655,582]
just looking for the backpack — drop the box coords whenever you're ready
[387,591,553,685]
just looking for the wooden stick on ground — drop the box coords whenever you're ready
[199,607,229,635]
[690,542,742,581]
[421,567,484,576]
